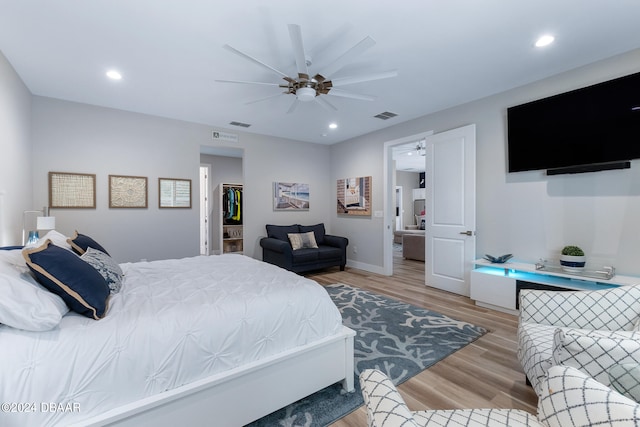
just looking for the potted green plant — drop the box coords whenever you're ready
[560,245,586,271]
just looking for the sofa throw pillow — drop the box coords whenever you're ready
[288,232,318,250]
[299,223,325,245]
[23,240,110,319]
[552,327,640,386]
[81,247,124,293]
[538,365,640,427]
[67,230,110,256]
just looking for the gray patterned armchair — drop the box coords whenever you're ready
[517,285,640,397]
[359,367,640,426]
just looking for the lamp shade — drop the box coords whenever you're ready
[36,216,56,230]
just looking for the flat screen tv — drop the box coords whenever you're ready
[507,71,640,174]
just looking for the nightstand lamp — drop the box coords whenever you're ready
[22,207,56,245]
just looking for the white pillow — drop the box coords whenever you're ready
[0,247,28,272]
[24,229,73,251]
[552,328,640,386]
[538,365,640,427]
[0,267,69,331]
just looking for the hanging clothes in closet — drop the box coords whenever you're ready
[223,185,242,224]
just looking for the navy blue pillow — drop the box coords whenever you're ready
[23,241,110,319]
[299,224,326,245]
[68,230,109,256]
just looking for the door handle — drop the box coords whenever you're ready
[459,230,473,236]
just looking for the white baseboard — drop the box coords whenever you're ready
[346,260,386,275]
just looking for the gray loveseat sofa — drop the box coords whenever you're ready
[259,223,348,273]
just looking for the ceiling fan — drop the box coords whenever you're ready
[216,24,398,113]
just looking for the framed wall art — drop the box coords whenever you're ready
[273,182,309,210]
[49,171,96,209]
[337,176,371,216]
[109,175,148,208]
[159,178,192,208]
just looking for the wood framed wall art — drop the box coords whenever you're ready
[159,178,192,208]
[49,172,96,209]
[109,175,148,208]
[337,176,371,216]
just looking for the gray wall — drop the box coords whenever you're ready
[30,97,332,263]
[0,51,32,246]
[330,47,640,276]
[5,47,640,275]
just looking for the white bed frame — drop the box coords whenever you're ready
[73,326,355,427]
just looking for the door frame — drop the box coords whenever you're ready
[383,131,434,276]
[199,164,211,255]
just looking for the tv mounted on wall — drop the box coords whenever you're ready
[507,71,640,175]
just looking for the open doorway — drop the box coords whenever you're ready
[383,132,432,276]
[200,146,244,255]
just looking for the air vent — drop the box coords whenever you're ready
[229,121,251,128]
[373,111,398,120]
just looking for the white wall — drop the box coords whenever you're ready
[30,96,332,262]
[0,51,32,246]
[330,47,640,276]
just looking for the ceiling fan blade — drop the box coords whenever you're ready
[317,36,376,78]
[326,88,376,101]
[245,93,286,105]
[286,99,299,114]
[287,24,309,80]
[315,96,338,111]
[216,79,284,87]
[330,70,398,87]
[223,44,290,79]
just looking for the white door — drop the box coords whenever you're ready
[425,124,476,296]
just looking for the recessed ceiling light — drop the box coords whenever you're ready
[106,70,122,80]
[328,123,338,129]
[535,35,555,48]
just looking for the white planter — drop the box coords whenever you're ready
[560,254,586,272]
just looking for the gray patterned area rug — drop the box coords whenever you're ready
[247,283,487,427]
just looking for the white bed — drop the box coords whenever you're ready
[0,251,355,427]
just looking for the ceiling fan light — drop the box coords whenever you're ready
[296,87,316,102]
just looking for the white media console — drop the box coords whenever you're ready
[470,259,640,315]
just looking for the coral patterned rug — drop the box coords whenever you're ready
[247,283,487,427]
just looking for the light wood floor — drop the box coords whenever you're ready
[304,249,538,427]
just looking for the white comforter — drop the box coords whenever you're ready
[0,254,342,427]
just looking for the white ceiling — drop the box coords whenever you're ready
[2,1,640,146]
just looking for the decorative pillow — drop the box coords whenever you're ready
[552,327,640,386]
[23,240,110,319]
[538,365,640,427]
[0,265,69,331]
[299,223,326,245]
[609,363,640,402]
[81,247,124,293]
[67,230,109,255]
[288,232,318,250]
